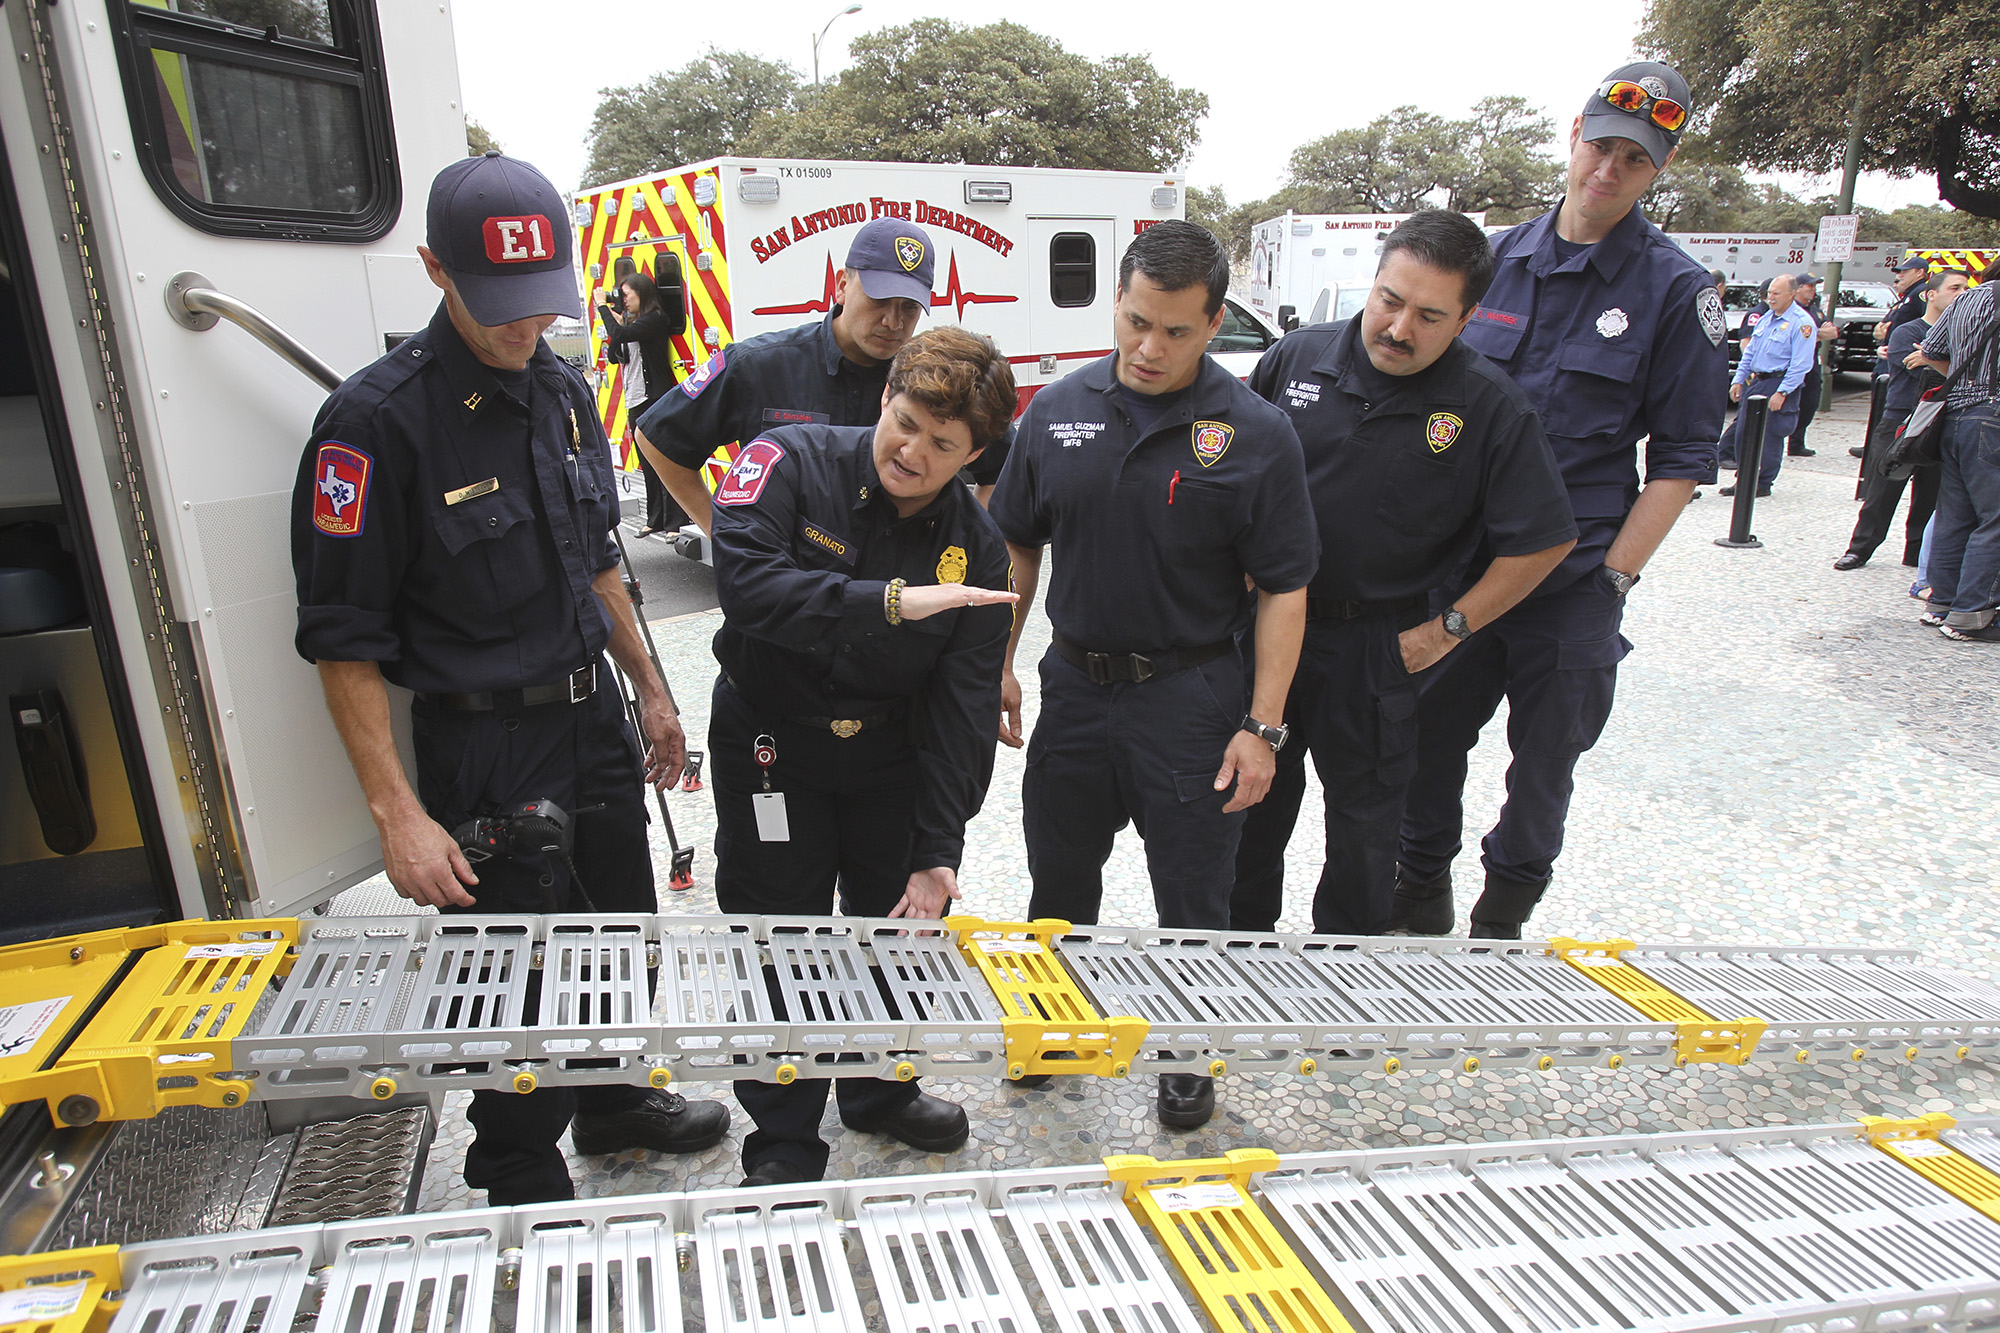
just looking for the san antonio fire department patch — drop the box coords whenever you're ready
[1696,287,1726,347]
[311,441,372,537]
[936,545,967,584]
[715,439,783,507]
[1191,420,1233,467]
[1426,412,1464,453]
[681,349,724,398]
[895,236,926,272]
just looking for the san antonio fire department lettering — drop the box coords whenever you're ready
[751,197,1015,264]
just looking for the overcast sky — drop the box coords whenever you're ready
[451,0,1941,217]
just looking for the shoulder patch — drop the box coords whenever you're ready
[681,349,725,399]
[311,441,373,538]
[1799,320,1814,339]
[1696,288,1726,347]
[714,438,783,507]
[1192,420,1234,468]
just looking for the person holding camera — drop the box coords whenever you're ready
[293,153,729,1205]
[598,271,684,535]
[704,327,1018,1187]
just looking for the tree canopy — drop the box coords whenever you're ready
[1639,0,2000,216]
[582,49,801,188]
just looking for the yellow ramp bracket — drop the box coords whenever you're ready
[1104,1149,1355,1333]
[15,920,296,1126]
[1548,937,1767,1065]
[946,917,1147,1078]
[1861,1113,2000,1224]
[0,1246,121,1333]
[0,929,141,1107]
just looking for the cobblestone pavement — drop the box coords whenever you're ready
[360,390,2000,1213]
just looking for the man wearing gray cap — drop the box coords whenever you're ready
[1391,61,1726,938]
[293,152,730,1203]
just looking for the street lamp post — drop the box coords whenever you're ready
[813,4,862,86]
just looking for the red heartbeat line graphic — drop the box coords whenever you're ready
[752,255,1019,320]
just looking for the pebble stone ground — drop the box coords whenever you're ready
[324,389,2000,1214]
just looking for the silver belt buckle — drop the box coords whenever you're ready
[568,662,595,704]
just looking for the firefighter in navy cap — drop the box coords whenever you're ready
[292,151,729,1205]
[704,326,1018,1187]
[990,219,1319,1130]
[1229,210,1577,938]
[635,218,1011,534]
[1391,62,1726,939]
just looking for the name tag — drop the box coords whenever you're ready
[444,477,499,506]
[797,516,854,564]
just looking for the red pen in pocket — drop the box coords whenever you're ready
[1169,469,1180,505]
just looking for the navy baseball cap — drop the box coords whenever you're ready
[1895,255,1930,272]
[426,151,581,326]
[1581,60,1692,169]
[846,218,935,306]
[1795,273,1821,286]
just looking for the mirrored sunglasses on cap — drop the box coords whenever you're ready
[1596,79,1688,133]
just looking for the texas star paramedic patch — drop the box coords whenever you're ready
[936,545,967,584]
[1595,307,1630,339]
[714,439,783,507]
[311,442,372,537]
[1191,420,1234,467]
[895,235,925,272]
[1425,412,1463,453]
[681,349,724,398]
[1695,286,1726,347]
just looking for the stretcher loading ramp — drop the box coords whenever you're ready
[13,1113,2000,1333]
[6,915,2000,1125]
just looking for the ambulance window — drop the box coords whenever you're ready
[110,0,399,241]
[1049,233,1096,307]
[1309,288,1331,324]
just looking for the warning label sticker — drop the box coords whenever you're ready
[0,1281,89,1325]
[0,996,70,1059]
[1149,1183,1242,1213]
[184,941,277,960]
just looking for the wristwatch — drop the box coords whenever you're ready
[1441,607,1473,642]
[1239,714,1289,752]
[1599,566,1641,598]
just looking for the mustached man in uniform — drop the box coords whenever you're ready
[704,327,1019,1186]
[1230,210,1576,938]
[294,153,729,1204]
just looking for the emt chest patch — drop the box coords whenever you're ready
[312,442,372,537]
[1191,420,1234,467]
[715,439,783,507]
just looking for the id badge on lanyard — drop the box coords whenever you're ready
[752,733,788,841]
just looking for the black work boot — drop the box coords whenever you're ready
[1467,870,1552,940]
[570,1089,730,1154]
[1157,1073,1216,1129]
[1387,866,1454,935]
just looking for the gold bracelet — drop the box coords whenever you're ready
[885,578,905,626]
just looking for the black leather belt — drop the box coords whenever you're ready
[1306,595,1427,621]
[1052,631,1229,685]
[783,707,905,738]
[427,663,597,711]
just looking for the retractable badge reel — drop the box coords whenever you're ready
[752,734,789,841]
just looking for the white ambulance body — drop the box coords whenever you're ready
[1668,233,1814,283]
[573,159,1183,490]
[1816,239,1909,279]
[1246,211,1486,331]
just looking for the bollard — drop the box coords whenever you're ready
[1716,394,1768,549]
[1857,372,1888,500]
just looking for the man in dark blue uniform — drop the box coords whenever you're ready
[293,153,729,1203]
[1230,211,1576,936]
[992,220,1318,1128]
[635,219,1010,534]
[1391,63,1727,939]
[705,327,1018,1186]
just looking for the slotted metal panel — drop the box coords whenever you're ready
[854,1193,1038,1333]
[868,927,1000,1024]
[401,922,533,1039]
[1001,1182,1202,1333]
[1260,1168,1492,1333]
[1470,1159,1729,1330]
[698,1203,865,1333]
[1299,946,1445,1027]
[517,1211,681,1333]
[1056,937,1203,1025]
[1802,1136,2000,1276]
[764,929,891,1025]
[535,919,651,1057]
[1878,959,2000,1021]
[1763,953,1925,1022]
[659,924,770,1025]
[313,1221,499,1333]
[1376,952,1519,1026]
[1221,941,1373,1027]
[110,1244,312,1333]
[1563,1152,1821,1314]
[253,921,417,1043]
[1141,939,1289,1025]
[1494,952,1648,1027]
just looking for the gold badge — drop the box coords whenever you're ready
[1426,412,1464,453]
[936,545,968,584]
[829,719,862,738]
[1192,420,1234,467]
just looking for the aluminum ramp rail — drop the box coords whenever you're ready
[15,1114,2000,1333]
[8,916,2000,1125]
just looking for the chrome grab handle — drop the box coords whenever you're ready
[164,269,344,391]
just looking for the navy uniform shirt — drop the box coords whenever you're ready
[292,303,618,694]
[1883,317,1936,416]
[1886,283,1928,337]
[1462,206,1726,574]
[636,310,1009,485]
[709,423,1010,872]
[1249,318,1575,605]
[991,354,1319,652]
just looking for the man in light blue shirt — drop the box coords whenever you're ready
[1717,272,1818,496]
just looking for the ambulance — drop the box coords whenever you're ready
[573,159,1186,492]
[1245,210,1486,333]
